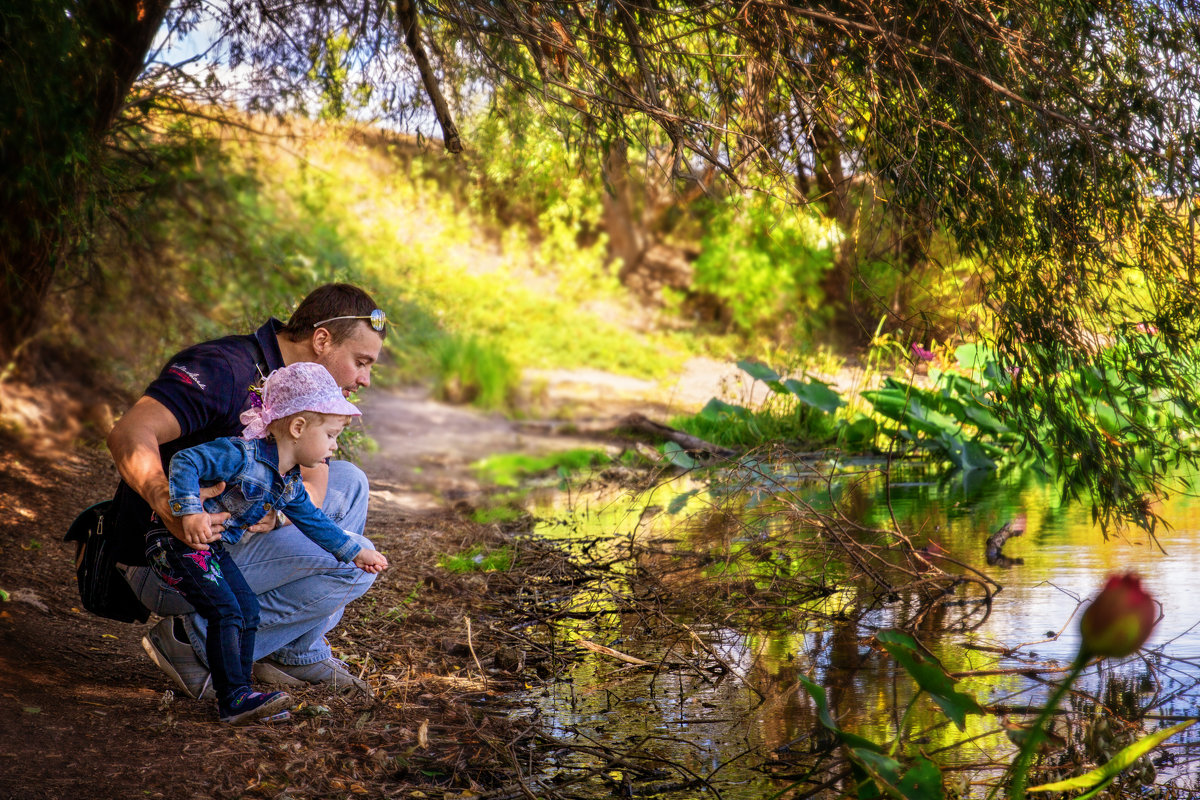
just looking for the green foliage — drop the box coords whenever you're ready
[692,194,838,340]
[876,631,982,731]
[671,361,842,449]
[685,337,1200,520]
[797,632,1189,800]
[430,334,517,410]
[861,354,1020,472]
[306,33,373,121]
[438,545,514,573]
[799,673,945,800]
[1026,719,1197,796]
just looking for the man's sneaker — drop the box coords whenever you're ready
[142,617,215,700]
[253,657,372,696]
[218,689,293,725]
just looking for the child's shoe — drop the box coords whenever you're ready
[219,689,293,725]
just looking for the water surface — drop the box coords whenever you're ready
[521,464,1200,797]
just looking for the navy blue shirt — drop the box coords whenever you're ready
[110,319,287,565]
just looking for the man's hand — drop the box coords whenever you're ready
[247,510,279,534]
[169,482,229,550]
[353,549,389,574]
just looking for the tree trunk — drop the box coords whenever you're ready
[0,0,169,365]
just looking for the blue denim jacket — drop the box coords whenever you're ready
[167,436,361,563]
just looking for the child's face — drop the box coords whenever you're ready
[294,414,347,468]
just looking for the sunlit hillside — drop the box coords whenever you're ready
[52,110,983,419]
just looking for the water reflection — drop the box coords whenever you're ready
[525,464,1200,797]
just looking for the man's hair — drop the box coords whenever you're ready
[279,283,387,343]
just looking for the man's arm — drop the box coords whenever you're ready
[107,396,226,546]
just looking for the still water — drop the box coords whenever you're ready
[522,464,1200,797]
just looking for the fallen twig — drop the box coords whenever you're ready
[575,638,652,667]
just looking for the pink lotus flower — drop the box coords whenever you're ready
[1079,574,1157,658]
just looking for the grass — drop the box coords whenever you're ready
[438,546,515,573]
[472,448,611,487]
[671,400,838,449]
[471,505,526,525]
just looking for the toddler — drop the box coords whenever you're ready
[149,362,388,723]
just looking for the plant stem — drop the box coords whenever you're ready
[1008,652,1090,800]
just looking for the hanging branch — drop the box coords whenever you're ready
[396,0,463,153]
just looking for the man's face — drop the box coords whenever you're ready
[314,323,383,396]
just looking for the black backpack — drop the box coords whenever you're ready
[64,501,150,623]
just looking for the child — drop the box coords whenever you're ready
[148,362,389,724]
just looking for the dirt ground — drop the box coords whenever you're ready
[0,378,647,800]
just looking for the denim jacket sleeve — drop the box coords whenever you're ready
[280,484,362,563]
[168,437,247,516]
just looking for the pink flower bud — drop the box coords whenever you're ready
[911,343,935,362]
[1079,574,1157,658]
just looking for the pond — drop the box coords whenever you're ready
[517,462,1200,798]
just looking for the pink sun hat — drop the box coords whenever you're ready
[240,362,361,439]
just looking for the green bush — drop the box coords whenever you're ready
[691,193,839,340]
[431,334,518,410]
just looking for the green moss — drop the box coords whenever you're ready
[471,505,524,525]
[438,546,515,573]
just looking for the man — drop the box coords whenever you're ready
[106,283,387,699]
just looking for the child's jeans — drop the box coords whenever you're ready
[146,531,259,702]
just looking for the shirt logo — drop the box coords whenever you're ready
[168,364,207,390]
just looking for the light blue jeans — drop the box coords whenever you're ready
[122,460,377,667]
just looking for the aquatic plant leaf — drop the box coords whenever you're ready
[737,359,782,388]
[955,343,989,371]
[699,396,751,421]
[898,758,943,800]
[663,441,697,469]
[939,434,997,472]
[783,377,846,412]
[839,416,878,450]
[854,750,943,800]
[963,402,1010,435]
[852,749,902,799]
[1072,778,1117,800]
[862,388,912,422]
[798,674,882,752]
[666,489,699,515]
[876,630,982,730]
[903,408,952,439]
[1027,718,1197,793]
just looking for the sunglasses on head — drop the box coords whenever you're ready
[311,308,387,332]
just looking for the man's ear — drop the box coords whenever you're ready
[311,327,333,356]
[287,415,308,440]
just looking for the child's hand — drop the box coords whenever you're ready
[353,549,388,574]
[179,513,217,551]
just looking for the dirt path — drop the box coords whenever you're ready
[357,359,738,507]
